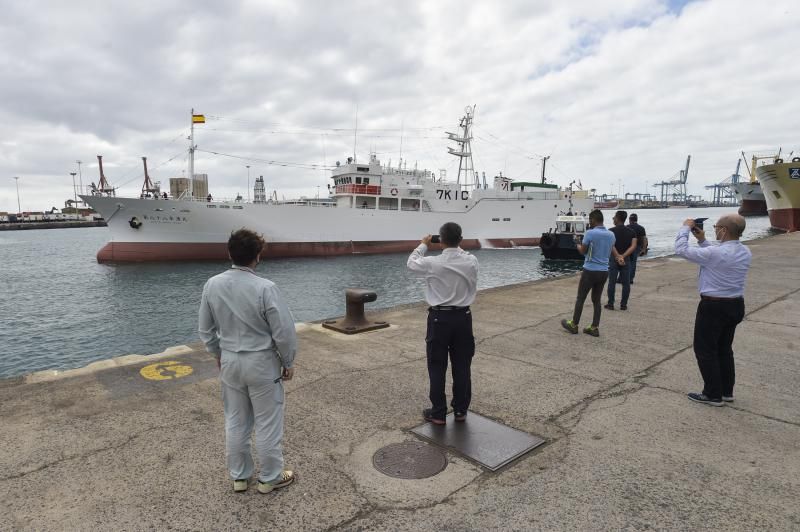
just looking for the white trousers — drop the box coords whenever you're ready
[220,350,285,483]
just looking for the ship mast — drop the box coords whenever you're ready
[447,105,479,192]
[188,108,195,199]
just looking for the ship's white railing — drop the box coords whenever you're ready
[163,195,337,207]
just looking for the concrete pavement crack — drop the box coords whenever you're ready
[286,354,425,395]
[745,319,796,328]
[474,347,609,385]
[0,419,202,482]
[327,473,483,531]
[644,384,800,428]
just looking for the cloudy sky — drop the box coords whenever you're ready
[1,0,798,212]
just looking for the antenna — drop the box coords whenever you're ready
[399,117,404,161]
[541,155,550,184]
[353,103,359,163]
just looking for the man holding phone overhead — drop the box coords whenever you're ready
[675,215,751,407]
[407,222,478,425]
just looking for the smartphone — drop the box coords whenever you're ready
[430,235,441,244]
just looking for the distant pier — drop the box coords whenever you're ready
[0,220,106,231]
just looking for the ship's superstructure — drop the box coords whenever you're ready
[81,108,594,262]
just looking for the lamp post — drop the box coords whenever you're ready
[246,165,251,202]
[13,176,21,215]
[76,160,83,202]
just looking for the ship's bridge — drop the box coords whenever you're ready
[329,154,441,212]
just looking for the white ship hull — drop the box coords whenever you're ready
[731,181,767,216]
[82,107,595,262]
[81,194,594,262]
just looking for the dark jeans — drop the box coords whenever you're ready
[426,308,475,419]
[629,252,639,283]
[608,258,630,306]
[572,269,609,327]
[693,298,745,400]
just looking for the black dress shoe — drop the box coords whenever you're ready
[423,408,446,425]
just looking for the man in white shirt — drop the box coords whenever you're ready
[199,229,297,493]
[675,215,751,407]
[407,222,479,425]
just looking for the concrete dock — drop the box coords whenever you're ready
[1,232,799,531]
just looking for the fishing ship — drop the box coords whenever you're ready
[81,106,594,262]
[755,152,800,232]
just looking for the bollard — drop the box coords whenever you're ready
[322,288,390,334]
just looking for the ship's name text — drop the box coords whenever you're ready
[436,190,469,200]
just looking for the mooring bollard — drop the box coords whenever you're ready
[322,288,390,334]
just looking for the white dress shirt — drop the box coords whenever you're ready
[407,244,479,307]
[674,226,752,298]
[199,266,297,366]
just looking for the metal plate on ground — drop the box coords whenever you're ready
[372,442,448,479]
[411,412,546,471]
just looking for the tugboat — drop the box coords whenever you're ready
[538,213,588,259]
[539,184,588,260]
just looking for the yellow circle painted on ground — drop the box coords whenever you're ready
[139,360,194,381]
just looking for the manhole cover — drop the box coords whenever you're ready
[372,442,447,479]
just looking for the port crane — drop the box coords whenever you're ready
[653,155,690,205]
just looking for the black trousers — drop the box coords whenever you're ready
[426,308,475,419]
[572,270,609,327]
[693,298,745,400]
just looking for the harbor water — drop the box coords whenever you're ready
[0,207,775,378]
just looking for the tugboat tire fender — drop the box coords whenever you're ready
[775,158,783,164]
[539,233,556,250]
[792,157,800,163]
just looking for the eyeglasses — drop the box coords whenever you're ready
[713,224,727,231]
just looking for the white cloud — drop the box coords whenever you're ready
[0,0,798,211]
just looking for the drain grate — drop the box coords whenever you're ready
[372,442,448,479]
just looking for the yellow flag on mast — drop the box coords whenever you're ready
[192,114,205,124]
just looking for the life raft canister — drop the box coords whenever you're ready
[539,233,556,250]
[129,216,142,229]
[390,188,398,196]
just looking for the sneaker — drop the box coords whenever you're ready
[561,319,579,334]
[620,305,628,310]
[257,470,295,493]
[583,325,600,337]
[423,408,446,425]
[687,393,724,407]
[454,411,467,422]
[722,395,734,402]
[233,479,248,492]
[604,303,614,310]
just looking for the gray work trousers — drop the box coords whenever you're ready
[220,349,285,483]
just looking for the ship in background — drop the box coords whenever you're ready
[732,152,770,216]
[81,106,594,262]
[755,150,800,232]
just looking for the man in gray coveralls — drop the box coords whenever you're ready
[199,229,297,493]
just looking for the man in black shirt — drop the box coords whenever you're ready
[606,210,637,310]
[626,213,648,284]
